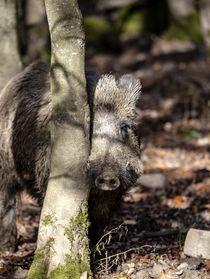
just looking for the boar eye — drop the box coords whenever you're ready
[120,121,132,140]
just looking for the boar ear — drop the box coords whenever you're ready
[118,74,142,106]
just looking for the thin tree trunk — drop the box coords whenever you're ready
[27,0,91,278]
[200,0,210,55]
[0,0,22,90]
[167,0,194,22]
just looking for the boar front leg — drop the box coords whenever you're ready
[0,173,18,252]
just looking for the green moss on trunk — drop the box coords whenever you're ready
[64,204,89,244]
[49,259,92,279]
[27,249,48,279]
[28,252,92,279]
[27,237,55,279]
[42,214,56,227]
[28,206,91,279]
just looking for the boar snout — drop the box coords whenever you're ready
[95,171,120,191]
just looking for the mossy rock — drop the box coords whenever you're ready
[84,8,144,49]
[84,16,110,42]
[84,16,119,48]
[117,6,144,35]
[116,5,144,36]
[122,11,144,35]
[166,11,203,43]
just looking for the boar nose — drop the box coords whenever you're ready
[95,174,120,191]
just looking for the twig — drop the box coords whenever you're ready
[93,244,153,264]
[92,223,124,252]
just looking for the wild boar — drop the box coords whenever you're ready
[0,61,142,251]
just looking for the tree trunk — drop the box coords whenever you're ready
[167,0,194,22]
[0,0,22,90]
[27,0,91,278]
[200,0,210,55]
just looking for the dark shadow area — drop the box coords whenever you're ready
[92,168,209,274]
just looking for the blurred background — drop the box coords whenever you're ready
[14,0,210,127]
[14,0,210,129]
[0,1,209,278]
[16,0,210,63]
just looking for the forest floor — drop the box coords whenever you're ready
[0,36,209,279]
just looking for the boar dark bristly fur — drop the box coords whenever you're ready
[0,62,51,251]
[0,61,142,251]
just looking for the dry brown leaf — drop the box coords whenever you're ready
[166,252,173,260]
[130,254,141,262]
[158,273,176,279]
[141,254,150,263]
[0,267,7,275]
[202,259,210,269]
[146,152,156,158]
[155,136,164,146]
[194,182,210,193]
[173,196,185,208]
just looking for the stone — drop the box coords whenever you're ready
[137,173,168,189]
[184,228,210,259]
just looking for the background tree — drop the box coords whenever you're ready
[0,0,22,90]
[27,0,91,278]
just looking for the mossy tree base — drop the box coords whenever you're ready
[27,206,92,279]
[28,252,92,279]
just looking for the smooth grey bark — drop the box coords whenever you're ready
[167,0,194,22]
[0,0,22,90]
[200,0,210,53]
[27,0,90,278]
[168,0,210,54]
